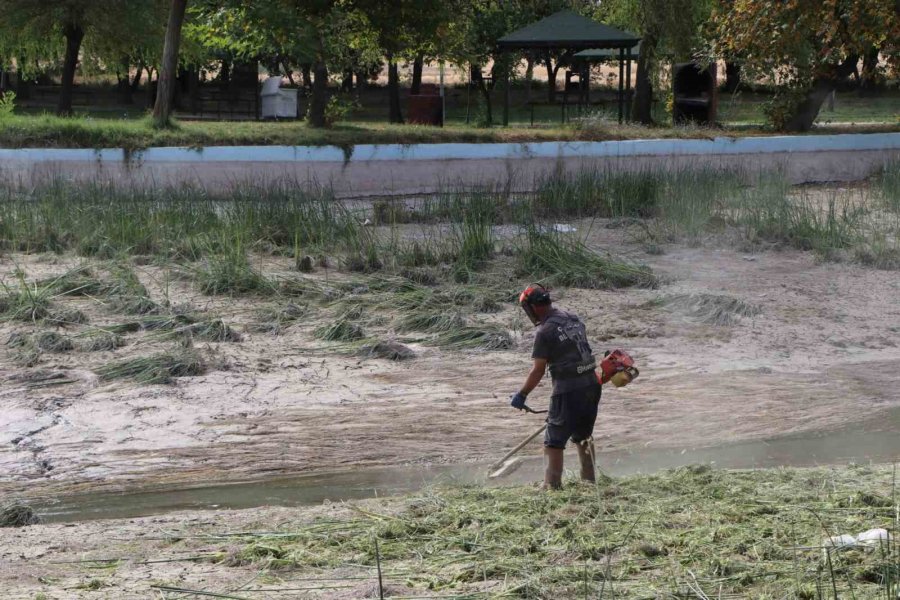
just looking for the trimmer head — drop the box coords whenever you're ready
[488,456,525,479]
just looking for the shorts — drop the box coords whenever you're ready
[543,382,602,449]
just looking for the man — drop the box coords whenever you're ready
[510,284,601,489]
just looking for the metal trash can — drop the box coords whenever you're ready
[260,76,298,119]
[408,83,443,126]
[672,62,717,125]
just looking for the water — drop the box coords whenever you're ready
[36,411,900,523]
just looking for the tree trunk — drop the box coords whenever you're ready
[781,56,858,132]
[355,71,367,92]
[859,47,881,94]
[525,56,534,103]
[387,56,403,123]
[470,65,492,125]
[57,23,84,116]
[307,61,328,127]
[185,67,200,113]
[545,53,557,103]
[724,61,741,93]
[130,62,144,94]
[117,57,134,104]
[631,34,656,125]
[411,53,424,95]
[341,70,353,92]
[301,64,312,89]
[152,0,188,128]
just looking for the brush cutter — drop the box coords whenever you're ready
[489,349,638,480]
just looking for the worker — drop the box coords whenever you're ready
[510,284,601,490]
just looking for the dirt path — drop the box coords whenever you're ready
[2,224,900,500]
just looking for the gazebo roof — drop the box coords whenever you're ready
[574,42,641,60]
[497,10,640,50]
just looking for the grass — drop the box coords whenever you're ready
[222,463,900,599]
[95,347,206,385]
[2,87,897,150]
[518,228,658,289]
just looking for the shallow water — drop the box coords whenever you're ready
[36,408,900,523]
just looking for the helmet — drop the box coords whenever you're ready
[519,284,551,325]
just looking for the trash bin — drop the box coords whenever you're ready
[408,83,443,126]
[261,76,299,119]
[672,62,717,125]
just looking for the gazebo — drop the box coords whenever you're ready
[497,10,640,125]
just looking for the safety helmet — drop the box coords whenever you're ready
[518,284,551,326]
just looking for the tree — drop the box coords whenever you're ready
[0,0,160,116]
[357,0,458,124]
[444,0,530,126]
[597,0,709,125]
[710,0,900,131]
[152,0,189,127]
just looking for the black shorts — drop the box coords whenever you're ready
[544,383,602,449]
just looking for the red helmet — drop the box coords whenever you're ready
[519,284,551,325]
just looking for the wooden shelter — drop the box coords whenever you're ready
[497,10,640,125]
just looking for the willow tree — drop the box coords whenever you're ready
[0,0,161,115]
[711,0,900,131]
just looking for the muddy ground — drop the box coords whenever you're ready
[2,211,899,503]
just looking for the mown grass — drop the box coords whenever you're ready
[0,113,790,151]
[222,464,900,599]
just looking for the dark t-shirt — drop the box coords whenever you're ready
[531,308,597,395]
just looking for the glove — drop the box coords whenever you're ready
[510,392,527,410]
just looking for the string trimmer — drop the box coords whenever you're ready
[488,349,639,480]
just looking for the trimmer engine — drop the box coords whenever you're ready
[597,349,639,388]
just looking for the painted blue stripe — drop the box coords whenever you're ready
[0,132,897,164]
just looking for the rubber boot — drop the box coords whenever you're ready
[543,447,564,490]
[576,438,596,483]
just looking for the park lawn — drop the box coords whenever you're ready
[717,90,900,126]
[0,101,896,149]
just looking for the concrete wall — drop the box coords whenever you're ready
[2,133,898,197]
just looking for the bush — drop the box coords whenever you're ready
[0,92,15,121]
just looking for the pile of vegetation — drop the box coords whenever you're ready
[210,464,899,599]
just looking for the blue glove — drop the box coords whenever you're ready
[510,392,527,410]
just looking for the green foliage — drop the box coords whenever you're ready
[710,0,900,129]
[0,91,15,120]
[322,94,359,127]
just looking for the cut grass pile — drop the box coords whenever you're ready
[0,502,40,527]
[95,347,206,385]
[432,324,514,351]
[660,293,761,326]
[358,340,416,361]
[314,314,366,342]
[77,331,126,352]
[7,331,75,353]
[223,464,900,599]
[250,303,306,334]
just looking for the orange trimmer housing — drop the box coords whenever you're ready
[597,349,639,387]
